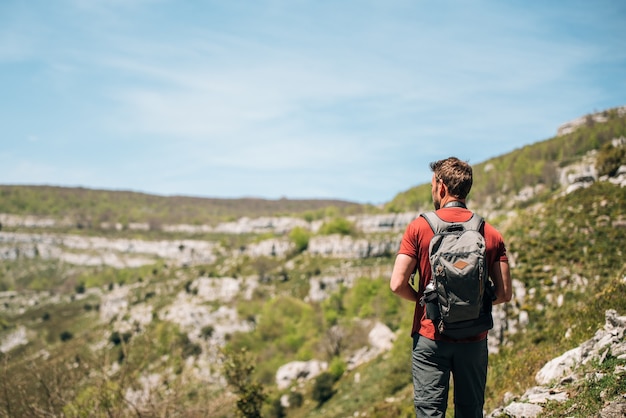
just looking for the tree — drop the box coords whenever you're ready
[221,347,266,418]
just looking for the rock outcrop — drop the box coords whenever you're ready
[275,321,396,390]
[488,310,626,417]
[556,106,626,136]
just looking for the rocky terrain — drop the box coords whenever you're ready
[1,110,625,417]
[488,310,626,418]
[2,142,625,271]
[1,218,623,417]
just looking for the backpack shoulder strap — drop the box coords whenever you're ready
[464,214,485,232]
[420,211,448,234]
[421,211,485,233]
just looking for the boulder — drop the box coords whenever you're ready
[275,360,328,390]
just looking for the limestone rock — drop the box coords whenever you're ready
[0,326,28,353]
[599,399,626,418]
[490,310,626,416]
[502,402,543,418]
[275,360,328,390]
[536,310,626,385]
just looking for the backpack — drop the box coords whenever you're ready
[419,211,494,339]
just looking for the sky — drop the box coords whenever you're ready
[1,1,625,204]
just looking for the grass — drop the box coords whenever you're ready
[481,182,626,414]
[386,108,626,212]
[540,354,626,417]
[0,185,373,229]
[1,131,625,416]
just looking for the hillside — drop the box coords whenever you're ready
[386,106,626,214]
[0,107,625,418]
[0,186,372,230]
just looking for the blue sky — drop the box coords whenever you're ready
[1,1,625,204]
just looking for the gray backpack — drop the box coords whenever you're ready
[420,211,494,339]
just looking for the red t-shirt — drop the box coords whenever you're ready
[398,207,508,341]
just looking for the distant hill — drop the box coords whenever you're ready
[0,185,372,228]
[385,106,626,213]
[2,106,624,229]
[0,106,625,417]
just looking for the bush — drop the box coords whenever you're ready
[75,282,86,294]
[289,227,310,253]
[328,356,346,380]
[596,142,626,177]
[180,334,202,358]
[200,325,215,340]
[311,372,335,404]
[184,280,194,294]
[109,331,131,346]
[266,397,286,418]
[344,277,402,322]
[319,218,355,236]
[288,391,303,408]
[60,331,73,342]
[254,296,318,355]
[221,347,266,418]
[322,290,346,326]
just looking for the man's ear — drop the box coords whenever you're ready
[438,181,448,198]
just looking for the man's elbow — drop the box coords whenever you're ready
[497,291,513,304]
[493,288,513,305]
[503,283,513,303]
[389,280,401,294]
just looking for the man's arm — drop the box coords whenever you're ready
[490,260,512,305]
[390,253,420,302]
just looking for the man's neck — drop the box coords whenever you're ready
[441,198,467,209]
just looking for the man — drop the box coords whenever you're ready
[390,157,512,417]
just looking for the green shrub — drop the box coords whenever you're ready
[265,396,286,418]
[311,372,335,404]
[288,391,303,408]
[319,218,356,236]
[322,290,346,326]
[289,226,310,253]
[109,331,131,346]
[221,347,266,418]
[60,331,73,341]
[344,277,402,324]
[180,334,202,358]
[328,356,346,380]
[596,141,626,177]
[201,325,215,339]
[254,296,319,354]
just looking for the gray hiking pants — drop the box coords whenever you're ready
[412,334,488,418]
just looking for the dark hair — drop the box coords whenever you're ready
[429,157,473,199]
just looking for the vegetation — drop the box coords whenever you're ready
[486,182,626,414]
[222,347,267,418]
[386,108,626,212]
[596,140,626,177]
[0,107,625,417]
[289,226,311,253]
[318,217,357,236]
[311,372,336,405]
[539,354,626,417]
[0,185,373,230]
